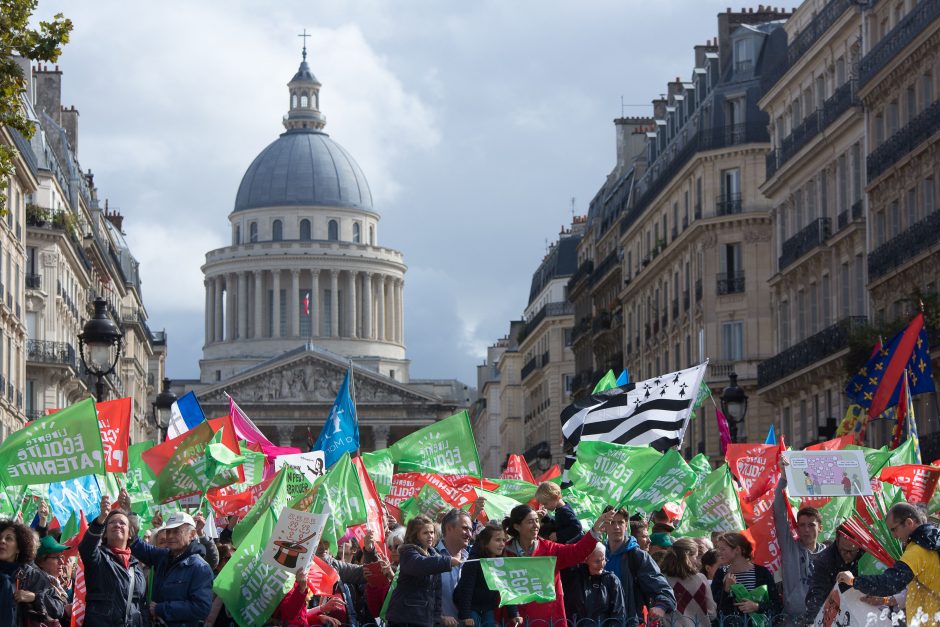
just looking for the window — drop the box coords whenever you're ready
[907,187,918,227]
[249,222,258,243]
[300,219,311,240]
[806,179,817,222]
[924,178,936,214]
[837,154,848,212]
[721,321,744,361]
[906,85,917,123]
[301,94,309,108]
[819,169,828,219]
[876,211,886,246]
[234,225,240,245]
[923,72,934,109]
[369,226,375,245]
[851,144,862,202]
[797,289,806,340]
[328,219,338,241]
[721,168,741,199]
[887,100,899,134]
[352,222,361,243]
[889,201,901,238]
[780,300,790,349]
[816,75,826,109]
[821,274,831,328]
[854,254,865,315]
[841,262,850,318]
[874,113,885,145]
[291,94,297,108]
[272,219,283,241]
[836,57,846,85]
[809,282,818,335]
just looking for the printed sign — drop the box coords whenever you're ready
[784,450,872,497]
[262,506,330,573]
[814,583,895,626]
[273,451,326,484]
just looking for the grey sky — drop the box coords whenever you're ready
[34,0,739,386]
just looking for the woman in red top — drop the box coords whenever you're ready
[502,505,613,626]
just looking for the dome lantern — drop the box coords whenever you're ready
[285,30,326,131]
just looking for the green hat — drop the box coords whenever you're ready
[36,535,69,560]
[649,532,674,548]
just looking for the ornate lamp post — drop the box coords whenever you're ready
[152,378,178,441]
[78,298,123,402]
[720,372,749,443]
[535,442,552,472]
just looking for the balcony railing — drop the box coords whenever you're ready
[837,199,865,231]
[868,99,940,182]
[779,218,832,271]
[567,260,594,294]
[592,311,612,335]
[26,340,77,368]
[858,0,940,89]
[787,0,853,69]
[716,270,746,296]
[758,316,868,388]
[523,302,574,339]
[716,193,743,216]
[869,209,940,280]
[590,250,620,284]
[821,81,856,127]
[572,316,592,343]
[521,357,537,381]
[25,273,40,289]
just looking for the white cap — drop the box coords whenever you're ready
[162,512,196,530]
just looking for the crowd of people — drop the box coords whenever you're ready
[0,471,937,626]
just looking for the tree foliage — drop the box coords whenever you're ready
[0,0,72,211]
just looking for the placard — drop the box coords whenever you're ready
[784,450,871,497]
[273,451,326,483]
[261,505,330,573]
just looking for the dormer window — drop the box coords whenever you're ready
[734,39,752,74]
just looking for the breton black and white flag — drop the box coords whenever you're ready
[560,362,708,452]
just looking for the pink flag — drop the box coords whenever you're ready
[716,407,732,456]
[229,396,276,448]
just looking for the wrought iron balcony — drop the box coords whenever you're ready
[779,218,832,272]
[787,0,853,70]
[26,340,77,368]
[716,270,745,296]
[590,250,620,284]
[567,259,594,294]
[837,200,865,231]
[758,316,868,388]
[592,311,612,335]
[716,193,743,216]
[868,100,940,182]
[572,316,592,343]
[25,273,41,289]
[859,0,940,89]
[521,357,537,380]
[523,302,574,339]
[869,209,940,280]
[821,81,857,127]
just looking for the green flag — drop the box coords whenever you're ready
[149,422,217,503]
[692,379,712,410]
[60,510,79,542]
[592,370,618,394]
[888,438,918,467]
[676,465,744,534]
[232,468,291,548]
[0,397,104,485]
[817,493,856,543]
[400,484,452,524]
[212,514,294,626]
[126,441,157,504]
[569,441,661,503]
[491,478,538,502]
[474,488,521,523]
[206,428,245,483]
[688,453,712,488]
[561,488,607,531]
[362,449,394,502]
[309,453,367,552]
[625,448,696,513]
[846,444,893,477]
[389,411,481,476]
[480,557,556,605]
[239,443,267,486]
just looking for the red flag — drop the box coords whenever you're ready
[869,312,924,421]
[96,398,132,472]
[208,474,275,517]
[805,434,855,451]
[71,557,86,626]
[890,371,911,449]
[501,454,537,483]
[715,408,732,456]
[726,443,781,502]
[307,556,340,595]
[879,464,940,505]
[352,456,389,560]
[536,465,561,483]
[143,416,243,479]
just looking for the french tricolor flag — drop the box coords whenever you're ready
[166,391,207,439]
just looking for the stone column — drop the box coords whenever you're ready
[204,279,212,345]
[395,278,404,344]
[237,271,248,339]
[254,270,264,339]
[214,277,224,342]
[227,274,238,341]
[385,277,394,342]
[272,270,281,338]
[376,275,386,341]
[310,270,320,337]
[373,424,390,450]
[329,270,339,338]
[347,271,357,338]
[291,269,301,336]
[362,272,373,340]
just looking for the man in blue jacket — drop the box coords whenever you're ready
[130,511,214,627]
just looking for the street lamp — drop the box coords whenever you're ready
[153,378,178,441]
[720,372,748,443]
[535,442,552,472]
[78,298,123,402]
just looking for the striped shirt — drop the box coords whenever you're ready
[731,567,758,590]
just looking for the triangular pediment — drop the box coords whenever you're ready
[196,348,443,406]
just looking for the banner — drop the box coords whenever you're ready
[389,410,481,476]
[726,443,781,502]
[232,468,291,548]
[273,451,326,484]
[96,398,132,472]
[782,451,872,497]
[362,449,394,502]
[479,557,556,606]
[0,398,104,485]
[500,454,536,483]
[351,456,388,558]
[213,516,294,627]
[261,506,330,573]
[625,448,696,513]
[569,441,661,503]
[678,465,745,534]
[813,583,894,626]
[879,464,940,505]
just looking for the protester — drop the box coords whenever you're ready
[79,495,147,626]
[804,528,864,622]
[363,527,402,618]
[385,514,462,626]
[603,507,676,625]
[0,518,62,626]
[453,521,521,626]
[503,504,615,625]
[711,531,781,622]
[205,543,237,627]
[561,542,627,624]
[437,508,473,625]
[659,536,715,626]
[33,535,71,626]
[534,481,583,543]
[190,512,220,570]
[629,518,651,552]
[774,467,825,622]
[648,531,673,561]
[837,502,940,624]
[129,511,214,626]
[700,549,719,582]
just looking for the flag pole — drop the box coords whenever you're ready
[349,359,361,457]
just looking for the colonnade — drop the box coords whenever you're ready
[204,268,404,344]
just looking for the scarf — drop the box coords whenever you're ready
[0,560,20,626]
[110,546,131,569]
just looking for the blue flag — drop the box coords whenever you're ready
[765,424,776,445]
[313,370,359,468]
[48,474,101,524]
[167,391,207,439]
[616,369,630,387]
